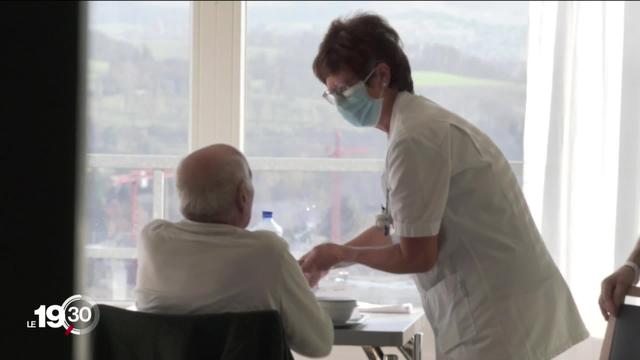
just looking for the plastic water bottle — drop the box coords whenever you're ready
[252,211,283,237]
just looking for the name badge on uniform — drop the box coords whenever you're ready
[376,188,393,236]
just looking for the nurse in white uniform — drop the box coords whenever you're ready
[299,13,589,360]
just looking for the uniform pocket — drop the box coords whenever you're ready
[421,273,477,356]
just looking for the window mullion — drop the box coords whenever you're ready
[191,1,245,151]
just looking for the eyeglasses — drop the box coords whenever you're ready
[322,68,377,105]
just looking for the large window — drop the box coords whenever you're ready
[84,1,191,302]
[83,1,527,306]
[244,1,528,305]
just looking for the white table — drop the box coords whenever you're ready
[333,310,426,360]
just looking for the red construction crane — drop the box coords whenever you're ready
[109,169,175,244]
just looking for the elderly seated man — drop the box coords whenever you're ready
[135,144,333,358]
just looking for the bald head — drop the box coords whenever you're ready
[177,144,254,227]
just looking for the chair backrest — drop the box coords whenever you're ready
[90,304,294,360]
[599,286,640,360]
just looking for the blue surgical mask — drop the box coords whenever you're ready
[335,69,384,127]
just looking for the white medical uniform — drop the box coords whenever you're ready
[383,92,588,359]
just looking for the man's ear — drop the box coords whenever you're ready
[235,181,249,212]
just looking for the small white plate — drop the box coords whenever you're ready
[333,314,368,329]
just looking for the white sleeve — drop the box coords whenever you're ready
[387,135,450,237]
[277,249,334,357]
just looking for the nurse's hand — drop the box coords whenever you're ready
[302,270,329,290]
[298,243,345,288]
[599,266,635,320]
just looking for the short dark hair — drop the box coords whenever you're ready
[312,12,414,93]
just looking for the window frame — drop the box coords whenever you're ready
[83,0,525,296]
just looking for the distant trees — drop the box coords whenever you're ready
[87,30,189,155]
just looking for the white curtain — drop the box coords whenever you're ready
[524,0,640,339]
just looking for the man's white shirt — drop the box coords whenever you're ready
[135,219,333,358]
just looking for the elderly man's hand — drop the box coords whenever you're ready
[599,266,635,320]
[298,243,348,288]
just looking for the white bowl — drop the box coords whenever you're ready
[317,297,357,324]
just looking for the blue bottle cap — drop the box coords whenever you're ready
[262,211,273,219]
